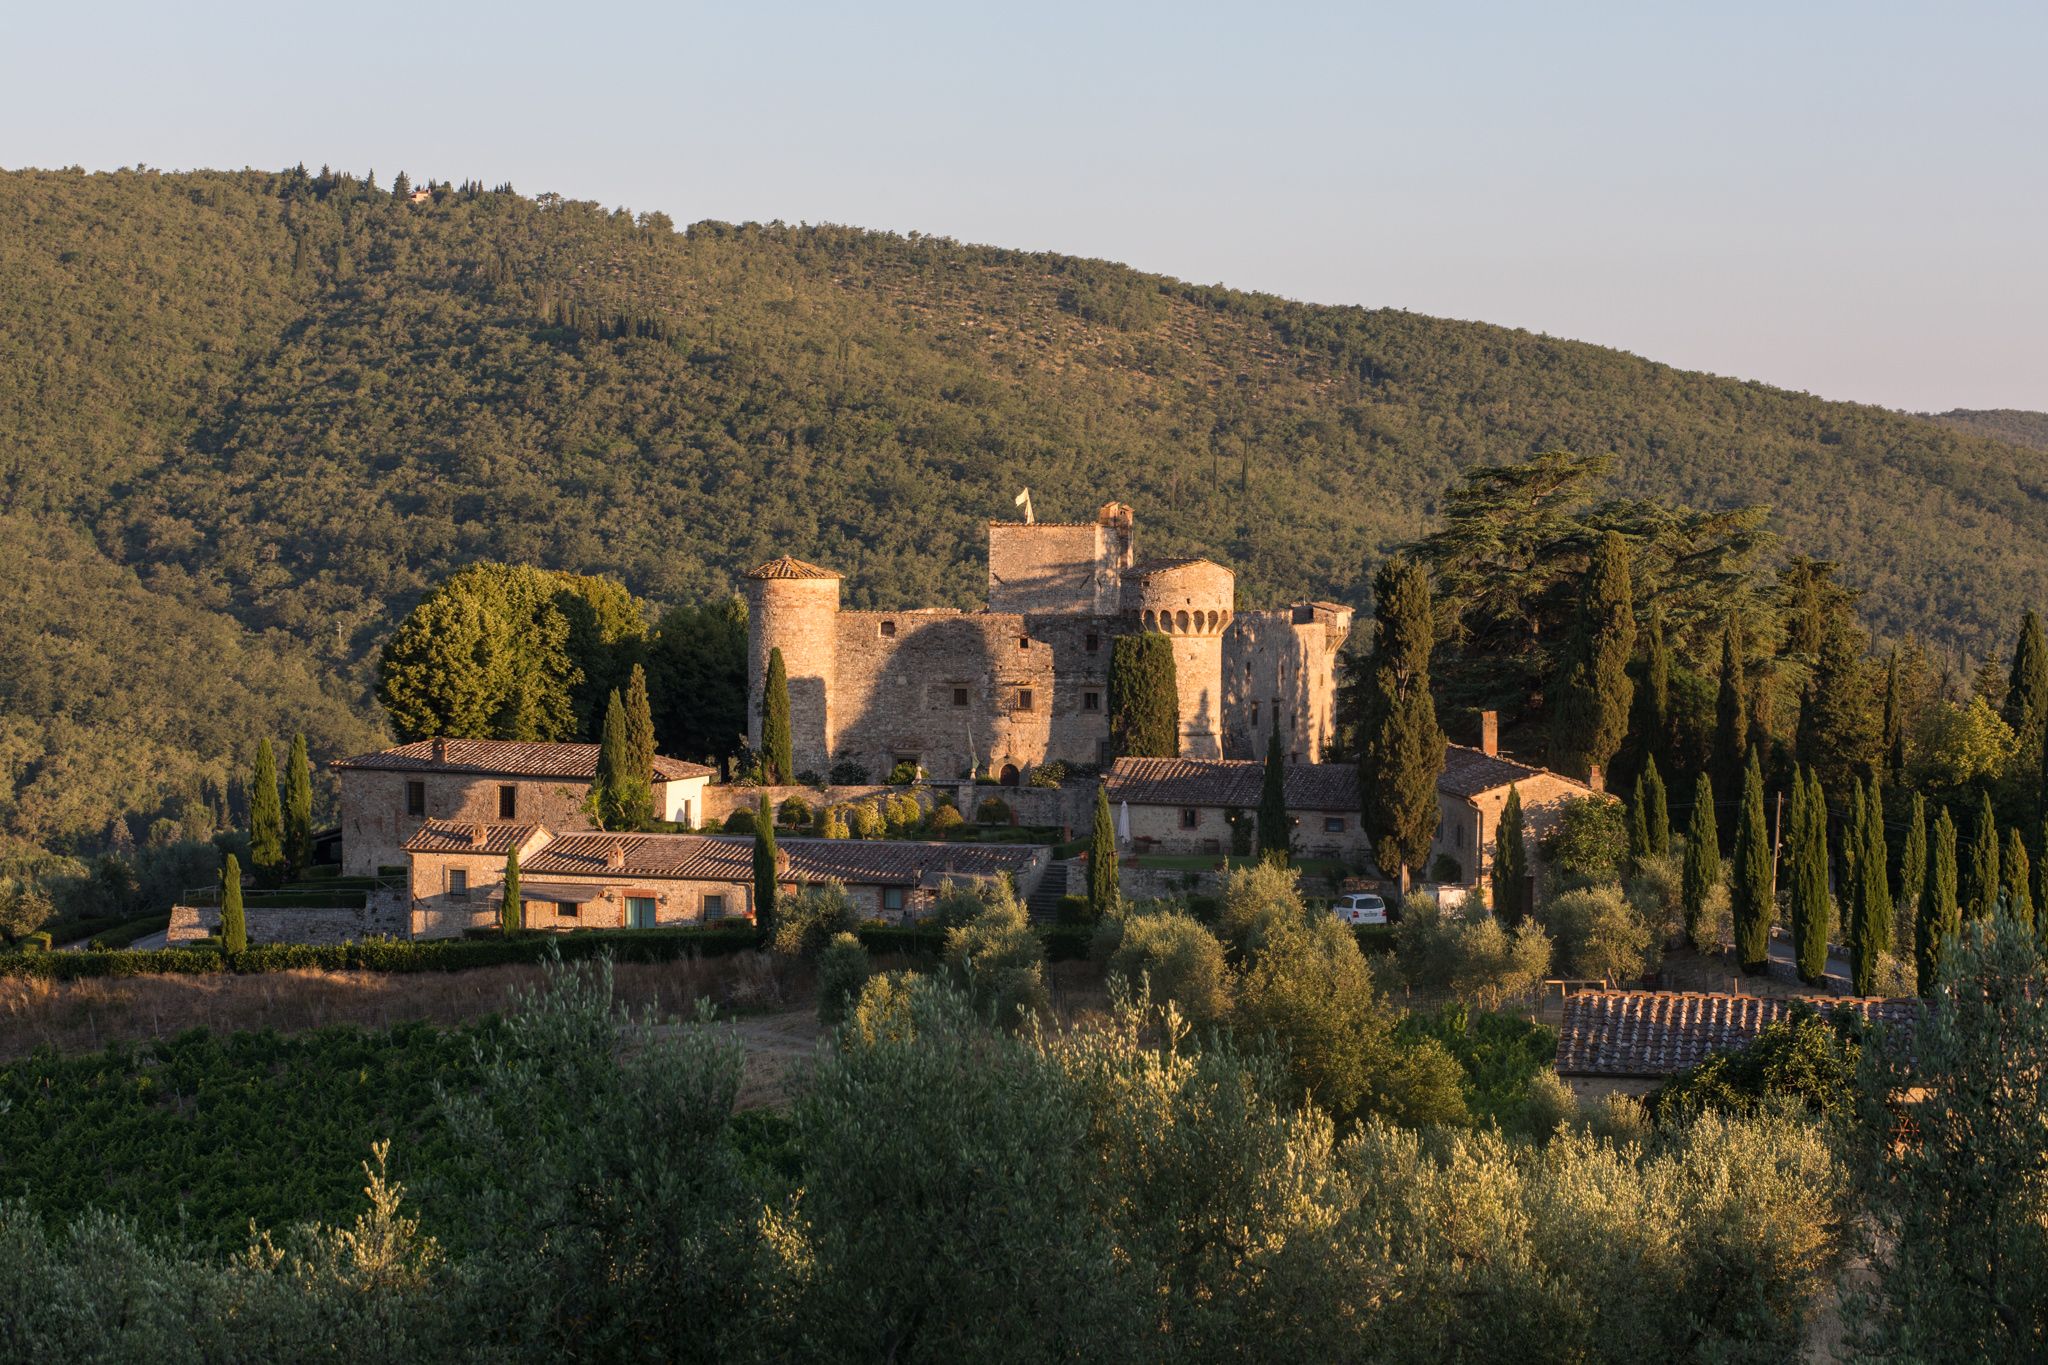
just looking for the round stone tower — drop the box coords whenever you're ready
[1122,559,1234,759]
[744,555,841,778]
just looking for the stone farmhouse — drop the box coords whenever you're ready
[745,503,1354,788]
[402,819,1047,937]
[1102,717,1603,898]
[331,738,715,876]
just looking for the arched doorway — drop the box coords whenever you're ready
[998,763,1020,787]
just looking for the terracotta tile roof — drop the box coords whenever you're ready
[746,555,841,580]
[521,834,1041,888]
[333,739,713,783]
[1555,991,1920,1078]
[1104,758,1358,812]
[1437,743,1590,799]
[402,820,544,855]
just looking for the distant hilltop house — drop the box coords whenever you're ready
[401,819,1047,937]
[330,738,715,876]
[406,186,432,204]
[1103,715,1601,892]
[745,503,1354,786]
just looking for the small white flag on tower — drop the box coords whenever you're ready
[1013,487,1035,523]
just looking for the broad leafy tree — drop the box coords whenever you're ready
[648,596,748,772]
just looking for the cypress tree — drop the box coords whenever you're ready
[761,647,794,783]
[501,845,523,934]
[1798,618,1881,789]
[1879,648,1906,780]
[1897,793,1927,961]
[1256,725,1290,865]
[1919,806,1959,993]
[1712,618,1748,818]
[1731,750,1772,974]
[1842,779,1864,922]
[219,853,247,955]
[2037,817,2048,943]
[623,663,656,786]
[1627,771,1653,875]
[1859,775,1891,961]
[1107,634,1180,758]
[752,794,778,939]
[1681,771,1720,949]
[1491,784,1528,926]
[1635,605,1672,775]
[2000,828,2033,929]
[283,732,313,879]
[1641,754,1670,858]
[2004,609,2048,742]
[595,690,647,830]
[1549,531,1636,782]
[248,738,284,887]
[1357,558,1447,889]
[1792,769,1831,986]
[1966,791,2000,919]
[1089,784,1119,920]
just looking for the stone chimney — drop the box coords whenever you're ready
[431,736,449,763]
[1587,764,1604,794]
[605,841,626,870]
[1479,710,1499,758]
[467,822,488,849]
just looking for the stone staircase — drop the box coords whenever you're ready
[1026,859,1076,923]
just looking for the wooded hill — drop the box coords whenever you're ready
[1927,408,2048,453]
[2,163,2044,854]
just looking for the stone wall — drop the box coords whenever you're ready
[1119,800,1372,864]
[1436,773,1604,905]
[339,768,599,876]
[987,520,1125,615]
[1224,606,1353,762]
[168,888,410,947]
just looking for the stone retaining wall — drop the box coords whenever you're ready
[168,888,410,947]
[706,780,1089,835]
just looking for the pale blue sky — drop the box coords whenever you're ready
[5,1,2043,411]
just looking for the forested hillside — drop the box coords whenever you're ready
[3,163,2045,854]
[1927,408,2048,452]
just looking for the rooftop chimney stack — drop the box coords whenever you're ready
[606,841,627,870]
[431,736,449,763]
[1588,764,1605,794]
[1479,710,1499,758]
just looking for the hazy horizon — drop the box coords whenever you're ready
[7,1,2042,413]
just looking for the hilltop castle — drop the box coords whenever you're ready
[744,504,1353,784]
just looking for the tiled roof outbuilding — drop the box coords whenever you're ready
[1555,990,1920,1078]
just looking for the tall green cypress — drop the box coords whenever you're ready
[1712,618,1749,818]
[501,845,523,934]
[1681,771,1721,949]
[761,647,794,784]
[1879,648,1906,780]
[1635,605,1671,775]
[2000,828,2033,929]
[752,794,778,938]
[1842,780,1864,923]
[1731,750,1772,974]
[1107,633,1180,758]
[1358,558,1447,888]
[219,853,247,955]
[2004,609,2048,743]
[1491,784,1528,926]
[1792,769,1831,986]
[595,690,647,830]
[1918,806,1960,993]
[1966,791,2000,919]
[1641,754,1670,858]
[1627,768,1653,875]
[1549,531,1636,782]
[1089,784,1119,920]
[1897,793,1927,966]
[283,732,313,879]
[1256,726,1290,865]
[1859,775,1891,961]
[623,663,656,785]
[248,738,284,887]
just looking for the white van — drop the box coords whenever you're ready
[1332,892,1390,926]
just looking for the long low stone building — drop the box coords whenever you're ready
[332,738,716,875]
[1101,722,1601,898]
[403,819,1049,937]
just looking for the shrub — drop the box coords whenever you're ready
[1545,884,1654,983]
[1396,897,1552,1009]
[1543,795,1629,888]
[23,929,52,952]
[771,883,859,957]
[819,807,851,839]
[1026,761,1067,789]
[795,770,823,789]
[924,803,965,836]
[847,801,885,840]
[925,878,1010,931]
[828,760,870,785]
[721,807,757,836]
[1216,861,1308,953]
[1054,894,1093,926]
[1429,853,1463,884]
[975,796,1012,826]
[1624,851,1684,944]
[777,795,813,829]
[1106,910,1230,1023]
[1649,1004,1865,1123]
[883,792,923,835]
[942,888,1047,1026]
[816,932,872,1027]
[886,760,921,785]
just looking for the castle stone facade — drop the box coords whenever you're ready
[745,505,1353,783]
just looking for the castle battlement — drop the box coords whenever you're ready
[745,508,1351,784]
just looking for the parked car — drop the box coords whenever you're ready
[1333,892,1390,926]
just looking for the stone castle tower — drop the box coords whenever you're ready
[745,504,1350,783]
